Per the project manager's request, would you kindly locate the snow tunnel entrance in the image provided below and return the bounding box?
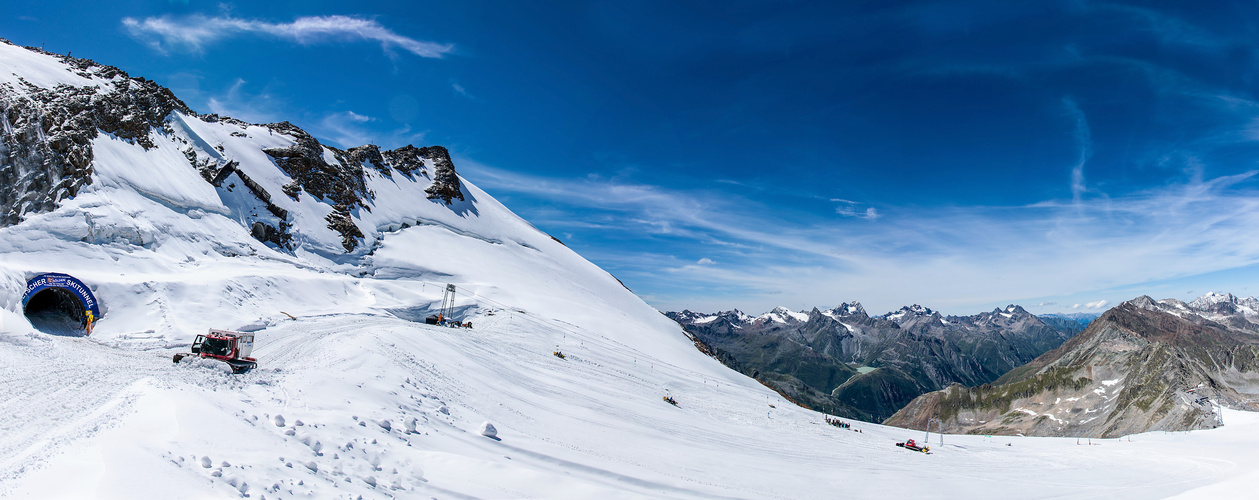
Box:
[22,273,100,336]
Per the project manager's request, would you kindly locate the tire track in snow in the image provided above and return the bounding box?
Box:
[0,336,154,484]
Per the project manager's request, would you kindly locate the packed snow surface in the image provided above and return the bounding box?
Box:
[8,305,1259,499]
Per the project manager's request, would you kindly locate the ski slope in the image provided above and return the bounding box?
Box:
[3,303,1258,499]
[0,40,1255,498]
[3,212,1258,499]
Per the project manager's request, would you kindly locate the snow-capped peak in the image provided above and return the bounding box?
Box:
[758,306,808,324]
[1187,292,1259,312]
[888,304,934,319]
[1186,292,1259,321]
[832,301,867,317]
[0,39,116,90]
[1190,292,1237,307]
[992,304,1028,319]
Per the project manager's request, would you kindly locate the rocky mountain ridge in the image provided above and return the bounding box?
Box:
[0,38,463,253]
[886,293,1259,437]
[669,302,1082,421]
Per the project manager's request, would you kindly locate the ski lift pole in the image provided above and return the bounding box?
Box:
[927,418,943,447]
[441,284,456,324]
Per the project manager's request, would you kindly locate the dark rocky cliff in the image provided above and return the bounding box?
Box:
[0,38,465,253]
[668,303,1082,422]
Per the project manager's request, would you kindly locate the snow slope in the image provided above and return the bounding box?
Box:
[5,300,1259,498]
[1,40,1257,499]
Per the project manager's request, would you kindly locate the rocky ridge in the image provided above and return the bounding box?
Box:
[669,302,1082,421]
[0,41,190,226]
[886,293,1259,437]
[0,39,463,253]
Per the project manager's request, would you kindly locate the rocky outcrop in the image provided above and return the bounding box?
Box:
[376,144,461,203]
[325,205,365,252]
[668,303,1082,422]
[258,127,465,250]
[886,294,1259,437]
[1,39,466,254]
[262,122,371,211]
[418,146,463,204]
[0,38,191,226]
[205,159,292,249]
[381,145,427,178]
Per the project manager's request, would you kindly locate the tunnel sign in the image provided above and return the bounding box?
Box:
[23,273,101,330]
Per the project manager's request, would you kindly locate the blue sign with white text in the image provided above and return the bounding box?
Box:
[23,273,101,327]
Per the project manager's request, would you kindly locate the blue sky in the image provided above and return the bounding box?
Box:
[6,1,1259,315]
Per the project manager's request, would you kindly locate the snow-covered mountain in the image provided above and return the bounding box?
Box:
[5,39,1259,498]
[888,293,1259,438]
[1039,312,1101,329]
[668,302,1082,421]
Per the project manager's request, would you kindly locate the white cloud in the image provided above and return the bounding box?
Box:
[834,200,880,221]
[197,80,422,149]
[697,258,716,265]
[344,111,373,123]
[314,111,378,148]
[1063,97,1092,204]
[460,157,1259,314]
[1073,300,1110,310]
[205,78,284,124]
[122,14,454,58]
[451,81,474,99]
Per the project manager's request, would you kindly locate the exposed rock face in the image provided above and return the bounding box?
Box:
[886,294,1259,438]
[0,40,191,226]
[380,145,427,178]
[668,303,1081,422]
[262,122,371,211]
[0,38,464,254]
[418,146,463,205]
[325,206,365,253]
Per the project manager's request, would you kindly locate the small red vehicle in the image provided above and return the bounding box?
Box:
[173,329,257,373]
[896,438,930,453]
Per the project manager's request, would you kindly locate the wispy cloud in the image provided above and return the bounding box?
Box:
[450,81,474,99]
[198,78,424,148]
[1072,300,1110,310]
[833,199,880,221]
[205,78,284,124]
[1062,97,1092,204]
[1074,3,1223,49]
[121,14,454,57]
[315,111,377,148]
[461,157,1259,315]
[310,112,428,149]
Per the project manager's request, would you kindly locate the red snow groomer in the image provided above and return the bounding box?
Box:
[173,329,257,373]
[896,438,930,453]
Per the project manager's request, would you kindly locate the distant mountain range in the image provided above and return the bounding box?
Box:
[1039,312,1100,327]
[668,303,1083,421]
[886,292,1259,437]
